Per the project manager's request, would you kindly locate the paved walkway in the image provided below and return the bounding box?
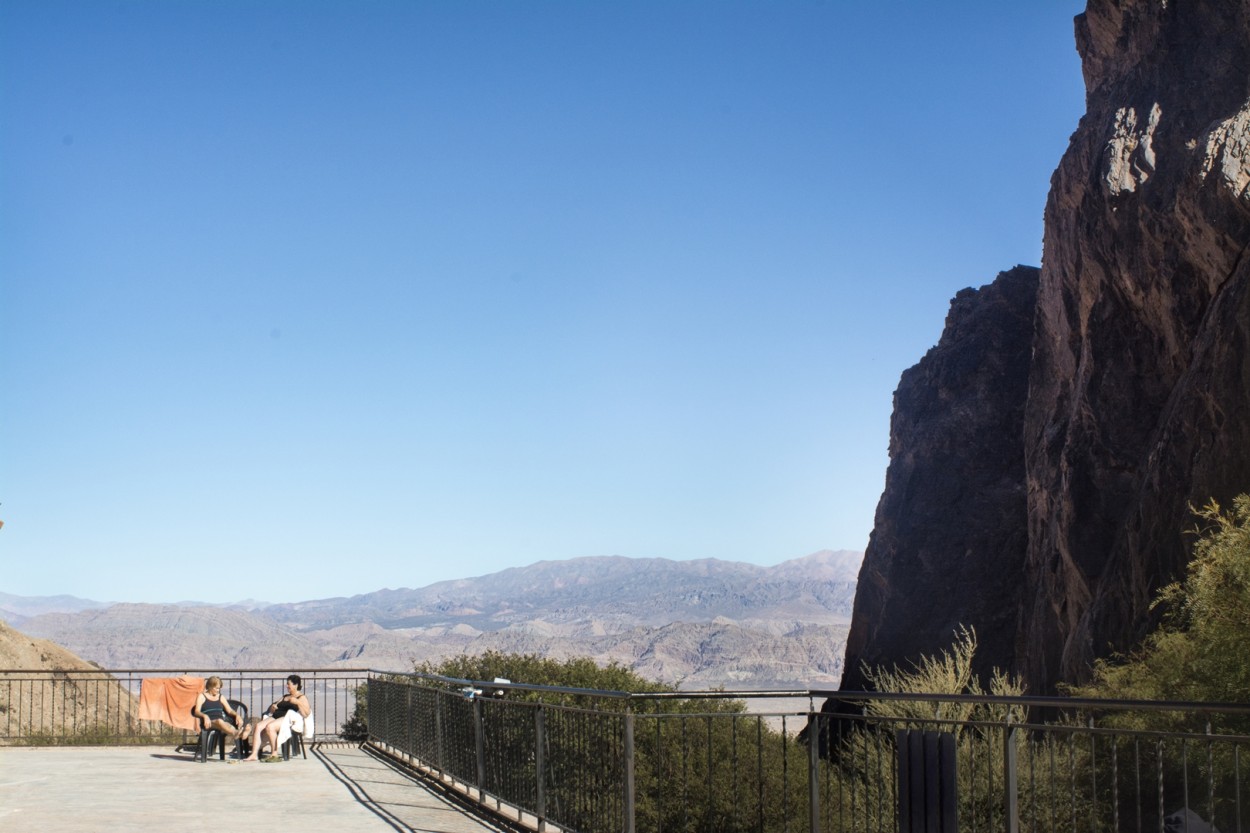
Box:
[0,744,518,833]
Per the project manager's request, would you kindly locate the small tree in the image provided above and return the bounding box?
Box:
[340,683,368,741]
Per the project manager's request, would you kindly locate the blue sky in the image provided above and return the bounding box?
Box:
[1,0,1087,604]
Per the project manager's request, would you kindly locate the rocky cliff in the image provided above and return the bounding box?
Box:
[840,266,1038,691]
[1021,0,1250,693]
[842,0,1250,695]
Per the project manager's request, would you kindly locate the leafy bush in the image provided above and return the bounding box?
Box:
[339,682,368,741]
[415,650,678,708]
[396,651,822,832]
[1062,495,1250,832]
[829,627,1031,832]
[1068,495,1250,725]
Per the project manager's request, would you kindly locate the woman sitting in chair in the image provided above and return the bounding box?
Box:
[193,676,244,739]
[243,673,310,762]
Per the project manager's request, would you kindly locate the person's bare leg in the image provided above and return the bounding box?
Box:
[263,721,280,758]
[216,719,241,757]
[244,718,272,761]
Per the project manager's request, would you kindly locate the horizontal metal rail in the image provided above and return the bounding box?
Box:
[380,672,1250,716]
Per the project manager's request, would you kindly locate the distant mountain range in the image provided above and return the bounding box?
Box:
[0,591,112,622]
[5,550,860,690]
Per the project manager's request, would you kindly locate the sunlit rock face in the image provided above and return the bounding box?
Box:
[840,0,1250,696]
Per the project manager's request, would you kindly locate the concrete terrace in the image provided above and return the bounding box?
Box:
[0,744,518,833]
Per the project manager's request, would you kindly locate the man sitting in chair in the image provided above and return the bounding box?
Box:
[243,673,310,762]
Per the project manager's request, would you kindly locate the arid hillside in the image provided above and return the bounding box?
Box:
[0,621,141,742]
[0,620,97,670]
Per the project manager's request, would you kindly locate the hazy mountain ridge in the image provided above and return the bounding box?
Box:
[261,550,861,632]
[13,551,859,689]
[19,604,329,669]
[0,592,112,626]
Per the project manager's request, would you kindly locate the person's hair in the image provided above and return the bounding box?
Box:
[206,675,222,690]
[287,674,302,691]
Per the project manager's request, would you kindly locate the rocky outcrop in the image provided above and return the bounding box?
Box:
[1020,0,1250,692]
[841,0,1250,696]
[840,267,1038,691]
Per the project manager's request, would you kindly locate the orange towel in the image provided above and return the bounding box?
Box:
[138,676,205,731]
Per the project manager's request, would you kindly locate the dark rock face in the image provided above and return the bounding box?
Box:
[840,267,1038,692]
[1020,0,1250,693]
[841,0,1250,695]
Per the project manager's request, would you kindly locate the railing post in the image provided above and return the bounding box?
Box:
[1004,715,1019,833]
[809,713,822,833]
[405,683,414,762]
[535,706,547,832]
[474,696,486,798]
[624,712,636,833]
[434,691,444,771]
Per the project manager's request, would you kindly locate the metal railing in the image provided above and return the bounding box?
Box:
[365,674,1250,833]
[0,668,369,746]
[5,667,1247,833]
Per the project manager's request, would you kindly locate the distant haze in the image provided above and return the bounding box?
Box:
[11,550,861,690]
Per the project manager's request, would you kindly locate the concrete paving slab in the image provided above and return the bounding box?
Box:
[0,744,515,833]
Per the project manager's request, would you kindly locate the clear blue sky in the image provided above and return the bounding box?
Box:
[1,0,1087,604]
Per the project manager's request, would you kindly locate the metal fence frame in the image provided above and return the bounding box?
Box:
[0,668,369,746]
[4,668,1248,833]
[365,674,1250,833]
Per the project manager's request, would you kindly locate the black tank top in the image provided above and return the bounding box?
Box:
[201,693,229,720]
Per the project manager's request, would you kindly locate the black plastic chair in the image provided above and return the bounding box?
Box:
[280,710,312,760]
[280,730,304,760]
[198,700,248,762]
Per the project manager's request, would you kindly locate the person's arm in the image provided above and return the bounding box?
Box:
[297,693,311,717]
[192,693,209,729]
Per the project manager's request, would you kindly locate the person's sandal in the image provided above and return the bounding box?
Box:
[263,755,283,763]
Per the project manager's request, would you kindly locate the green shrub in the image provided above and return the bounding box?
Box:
[340,682,368,741]
[1062,495,1250,832]
[831,627,1031,832]
[1068,495,1250,725]
[415,650,677,706]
